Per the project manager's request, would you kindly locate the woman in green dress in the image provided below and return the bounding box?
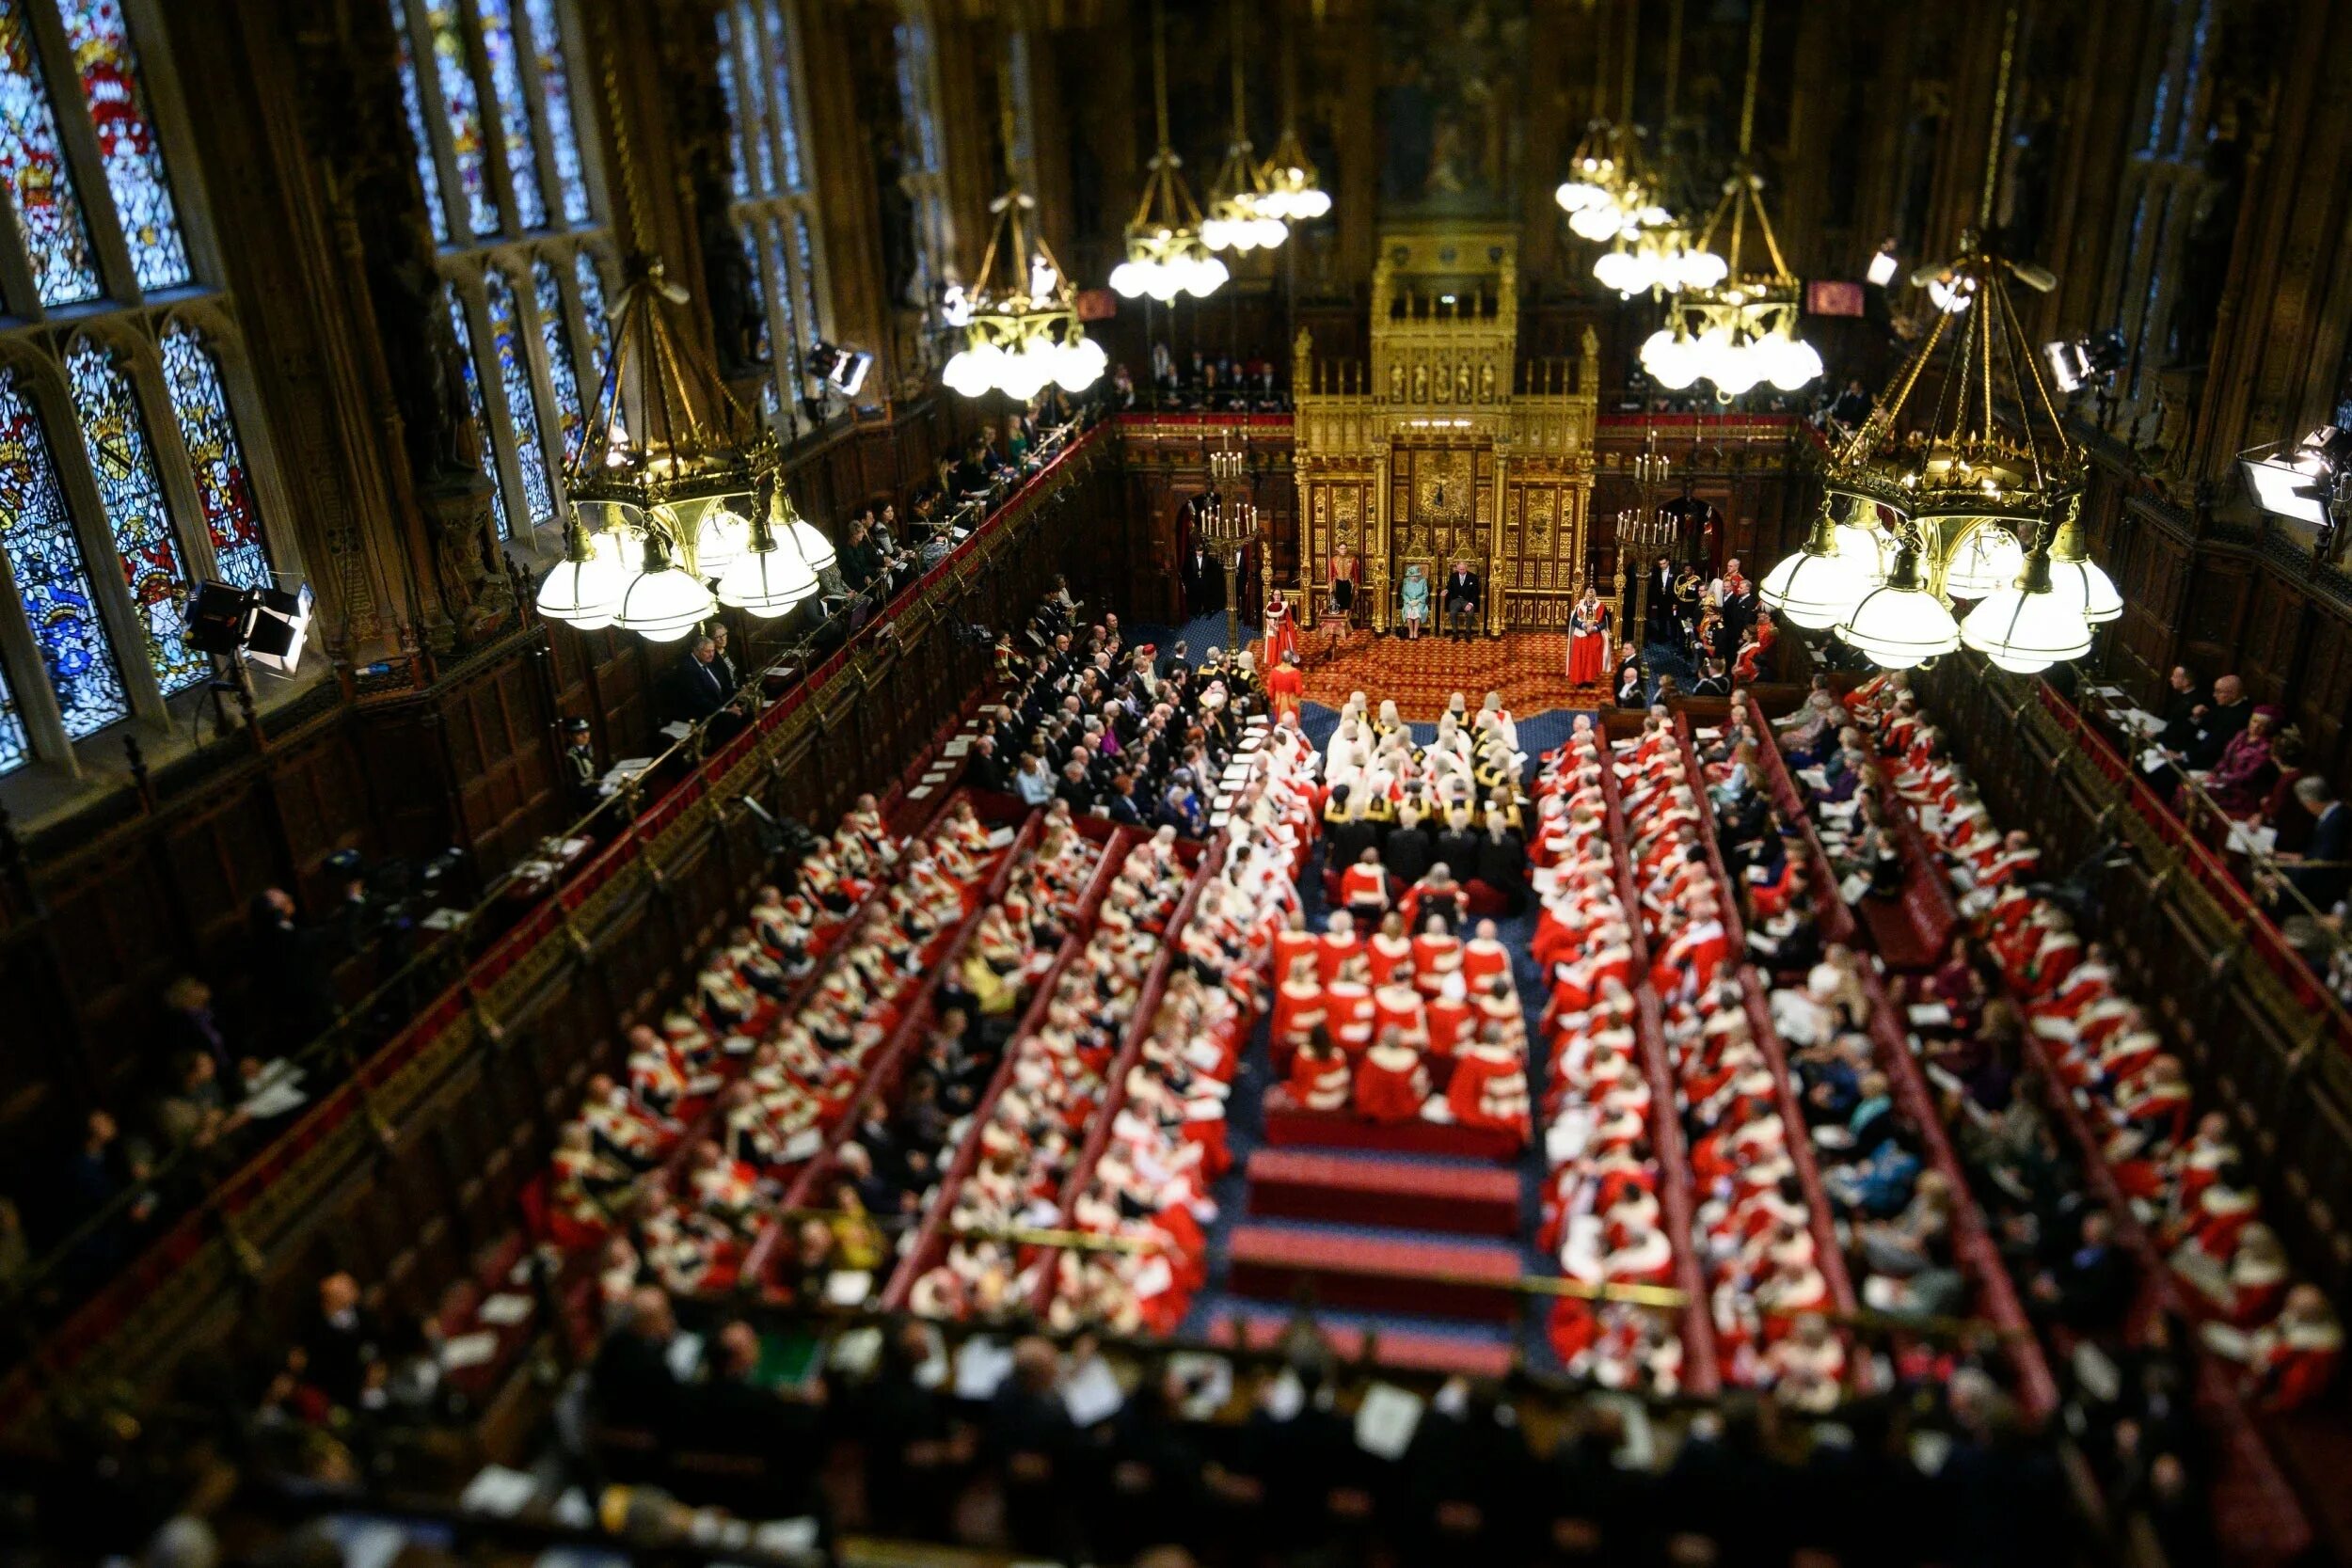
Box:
[1400,562,1432,639]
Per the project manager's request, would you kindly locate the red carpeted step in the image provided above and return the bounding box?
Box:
[1262,1098,1524,1164]
[1206,1314,1517,1378]
[1225,1222,1523,1323]
[1246,1149,1520,1236]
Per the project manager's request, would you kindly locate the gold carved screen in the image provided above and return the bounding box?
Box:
[1498,467,1591,628]
[1291,226,1598,635]
[1389,445,1490,571]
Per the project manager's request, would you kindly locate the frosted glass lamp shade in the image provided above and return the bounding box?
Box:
[1829,522,1889,590]
[1759,546,1867,630]
[1939,525,2025,599]
[537,553,625,630]
[2048,556,2122,623]
[692,504,752,578]
[613,564,716,641]
[1961,584,2094,673]
[1837,583,1961,668]
[716,540,818,618]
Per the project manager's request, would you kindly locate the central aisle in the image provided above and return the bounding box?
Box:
[1174,714,1597,1375]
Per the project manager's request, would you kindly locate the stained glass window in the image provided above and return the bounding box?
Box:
[792,210,819,340]
[159,322,272,593]
[894,19,940,173]
[0,367,125,737]
[532,257,584,463]
[713,9,752,201]
[521,0,589,225]
[0,666,27,774]
[389,0,448,244]
[445,282,511,538]
[483,266,551,527]
[473,0,546,230]
[574,246,612,399]
[58,0,189,291]
[66,338,205,694]
[0,0,103,306]
[1006,30,1035,190]
[761,0,803,190]
[739,221,769,365]
[717,4,825,426]
[767,215,798,388]
[723,6,774,198]
[421,1,496,237]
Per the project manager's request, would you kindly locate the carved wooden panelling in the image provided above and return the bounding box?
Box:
[2239,572,2308,706]
[445,658,557,875]
[2296,609,2352,781]
[2180,558,2250,673]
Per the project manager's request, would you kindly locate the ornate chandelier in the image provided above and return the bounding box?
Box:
[1200,0,1287,254]
[539,259,823,638]
[942,185,1104,401]
[1557,120,1683,247]
[1108,1,1229,302]
[1254,124,1330,222]
[1596,218,1725,299]
[1555,118,1636,234]
[539,17,818,641]
[1556,2,1709,295]
[1637,0,1820,394]
[1757,15,2106,673]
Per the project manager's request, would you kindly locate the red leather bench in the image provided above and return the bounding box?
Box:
[1245,1148,1521,1235]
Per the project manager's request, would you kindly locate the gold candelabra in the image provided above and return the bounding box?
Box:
[1201,444,1258,653]
[1620,436,1676,638]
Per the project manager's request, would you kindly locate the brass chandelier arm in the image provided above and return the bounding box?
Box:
[1839,306,1952,468]
[1152,0,1171,154]
[1747,180,1792,281]
[1736,0,1764,160]
[1994,262,2072,485]
[591,0,652,265]
[1125,0,1206,237]
[1591,0,1613,119]
[1619,0,1641,142]
[1979,5,2021,232]
[1661,0,1683,128]
[1685,0,1789,287]
[1229,0,1248,143]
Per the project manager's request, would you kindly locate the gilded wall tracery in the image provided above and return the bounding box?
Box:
[1292,227,1598,633]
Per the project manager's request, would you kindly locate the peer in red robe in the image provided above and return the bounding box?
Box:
[2245,1286,2343,1413]
[1263,595,1299,669]
[1288,1028,1352,1112]
[1443,1036,1531,1140]
[1568,590,1613,688]
[1266,647,1306,722]
[1355,1032,1432,1123]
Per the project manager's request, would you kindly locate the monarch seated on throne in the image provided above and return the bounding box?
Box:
[1399,562,1433,640]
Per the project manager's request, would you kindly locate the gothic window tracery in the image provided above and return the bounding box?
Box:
[0,0,292,777]
[392,0,605,542]
[715,0,829,436]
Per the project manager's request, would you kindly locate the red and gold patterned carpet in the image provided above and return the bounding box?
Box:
[1260,626,1608,720]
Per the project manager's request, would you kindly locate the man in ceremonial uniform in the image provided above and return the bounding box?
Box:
[1443,560,1483,640]
[564,717,601,813]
